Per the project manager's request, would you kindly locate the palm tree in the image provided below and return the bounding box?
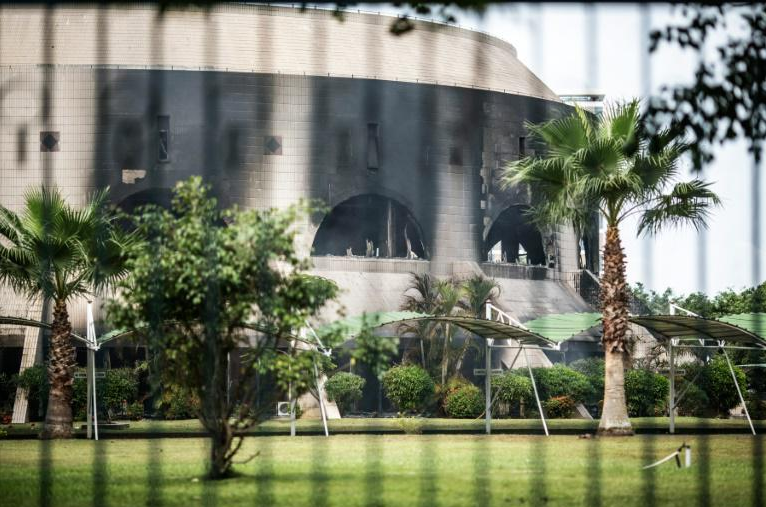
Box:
[0,187,132,438]
[503,100,720,435]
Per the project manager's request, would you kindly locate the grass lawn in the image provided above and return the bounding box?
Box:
[4,416,764,437]
[0,434,763,506]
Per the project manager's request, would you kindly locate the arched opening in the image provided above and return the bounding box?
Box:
[312,194,427,259]
[484,206,547,265]
[117,187,174,215]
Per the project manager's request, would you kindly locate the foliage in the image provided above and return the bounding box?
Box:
[399,273,498,386]
[503,100,720,434]
[676,382,709,418]
[381,365,435,414]
[624,369,669,417]
[695,356,748,416]
[325,372,366,414]
[543,396,576,419]
[527,365,594,405]
[125,401,144,421]
[631,281,766,319]
[0,186,135,437]
[0,372,16,414]
[19,365,142,421]
[16,364,49,420]
[443,383,483,418]
[569,358,604,405]
[157,384,200,420]
[491,371,533,409]
[107,177,339,478]
[646,4,766,168]
[351,314,399,379]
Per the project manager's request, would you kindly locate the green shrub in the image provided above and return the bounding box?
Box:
[527,365,594,404]
[158,384,200,420]
[325,372,366,414]
[543,396,575,418]
[382,365,434,414]
[491,372,533,416]
[569,358,604,404]
[16,364,48,420]
[125,401,145,420]
[698,356,748,415]
[676,382,709,417]
[624,369,669,417]
[444,384,484,418]
[17,365,142,421]
[0,372,17,415]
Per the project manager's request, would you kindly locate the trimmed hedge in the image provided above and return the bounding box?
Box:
[325,372,366,414]
[543,396,575,418]
[569,358,604,405]
[444,384,484,418]
[382,365,434,414]
[528,365,594,404]
[624,369,669,417]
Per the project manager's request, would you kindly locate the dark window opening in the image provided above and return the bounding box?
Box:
[39,131,59,152]
[264,135,282,155]
[312,194,427,259]
[366,123,380,171]
[158,115,170,162]
[449,145,463,166]
[484,206,546,265]
[519,136,526,159]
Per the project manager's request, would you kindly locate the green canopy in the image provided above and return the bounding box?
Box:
[629,314,766,348]
[316,311,428,340]
[522,312,602,343]
[718,313,766,337]
[317,311,556,348]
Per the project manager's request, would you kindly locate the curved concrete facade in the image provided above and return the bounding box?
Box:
[0,4,597,420]
[0,4,587,317]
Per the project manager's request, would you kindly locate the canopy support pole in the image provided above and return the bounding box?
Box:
[91,350,98,441]
[485,338,492,435]
[86,348,93,439]
[721,347,756,435]
[523,346,548,437]
[669,340,675,434]
[314,361,329,437]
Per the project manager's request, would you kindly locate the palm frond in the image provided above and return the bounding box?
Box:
[637,179,722,235]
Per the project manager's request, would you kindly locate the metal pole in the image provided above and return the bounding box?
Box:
[669,340,675,434]
[86,349,93,439]
[485,301,493,435]
[92,349,98,441]
[485,339,492,435]
[314,361,329,437]
[524,347,549,437]
[289,381,296,437]
[721,348,756,435]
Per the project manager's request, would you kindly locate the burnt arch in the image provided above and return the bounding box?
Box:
[116,187,174,214]
[484,206,546,265]
[312,194,427,259]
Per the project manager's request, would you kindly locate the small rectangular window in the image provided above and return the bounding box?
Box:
[367,123,379,171]
[519,136,526,159]
[158,115,170,162]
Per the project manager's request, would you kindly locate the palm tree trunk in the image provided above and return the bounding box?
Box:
[597,225,633,436]
[43,299,75,439]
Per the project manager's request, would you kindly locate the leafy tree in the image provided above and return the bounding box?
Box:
[108,177,339,479]
[0,187,133,438]
[646,4,766,169]
[504,101,721,435]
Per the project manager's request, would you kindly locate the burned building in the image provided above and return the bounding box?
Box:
[0,4,598,420]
